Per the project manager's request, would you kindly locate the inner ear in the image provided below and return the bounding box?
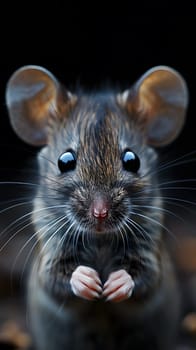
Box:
[120,66,189,146]
[6,66,73,146]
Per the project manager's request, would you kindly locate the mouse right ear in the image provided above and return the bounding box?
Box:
[118,66,188,147]
[6,66,75,146]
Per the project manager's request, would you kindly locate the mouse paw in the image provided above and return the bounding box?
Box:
[103,269,134,302]
[70,265,102,301]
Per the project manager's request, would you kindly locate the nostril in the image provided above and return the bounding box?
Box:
[93,207,108,218]
[92,197,109,219]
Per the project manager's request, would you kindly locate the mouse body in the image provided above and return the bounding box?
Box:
[6,65,188,349]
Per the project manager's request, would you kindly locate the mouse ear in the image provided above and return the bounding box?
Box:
[119,66,189,146]
[6,66,74,146]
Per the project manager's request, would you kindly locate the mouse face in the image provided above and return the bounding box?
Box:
[36,94,158,244]
[6,65,188,296]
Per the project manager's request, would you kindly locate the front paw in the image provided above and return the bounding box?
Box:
[103,269,134,302]
[70,265,102,301]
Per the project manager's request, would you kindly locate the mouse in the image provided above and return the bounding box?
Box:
[5,65,188,350]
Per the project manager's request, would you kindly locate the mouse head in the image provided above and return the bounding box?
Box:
[6,65,188,148]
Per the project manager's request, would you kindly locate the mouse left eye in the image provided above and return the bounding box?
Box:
[122,149,140,173]
[58,150,76,172]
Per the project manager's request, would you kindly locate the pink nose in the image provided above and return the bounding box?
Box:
[92,197,109,219]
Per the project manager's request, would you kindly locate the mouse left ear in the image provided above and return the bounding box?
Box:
[6,66,75,146]
[119,66,189,146]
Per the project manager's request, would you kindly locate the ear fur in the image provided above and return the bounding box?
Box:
[6,66,74,146]
[119,66,189,146]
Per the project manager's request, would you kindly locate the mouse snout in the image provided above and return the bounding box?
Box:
[91,195,109,220]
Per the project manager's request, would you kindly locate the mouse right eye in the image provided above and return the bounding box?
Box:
[58,150,77,173]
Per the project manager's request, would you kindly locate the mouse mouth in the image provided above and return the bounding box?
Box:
[94,219,109,233]
[92,219,117,234]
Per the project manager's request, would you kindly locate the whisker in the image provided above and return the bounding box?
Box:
[16,215,67,286]
[39,154,57,168]
[81,226,89,252]
[117,225,126,258]
[126,217,156,246]
[134,195,196,208]
[0,201,33,215]
[143,149,196,178]
[135,182,196,199]
[122,220,139,244]
[40,218,73,259]
[0,176,72,196]
[73,228,81,263]
[132,204,185,223]
[0,192,70,209]
[0,181,39,187]
[131,210,175,240]
[0,210,58,253]
[54,221,74,257]
[84,222,92,251]
[0,204,68,241]
[30,218,72,285]
[48,220,78,273]
[156,178,196,187]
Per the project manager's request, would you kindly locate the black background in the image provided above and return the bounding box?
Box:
[0,5,195,169]
[0,5,195,210]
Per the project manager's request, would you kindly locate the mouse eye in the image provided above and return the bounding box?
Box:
[58,150,76,173]
[122,149,140,173]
